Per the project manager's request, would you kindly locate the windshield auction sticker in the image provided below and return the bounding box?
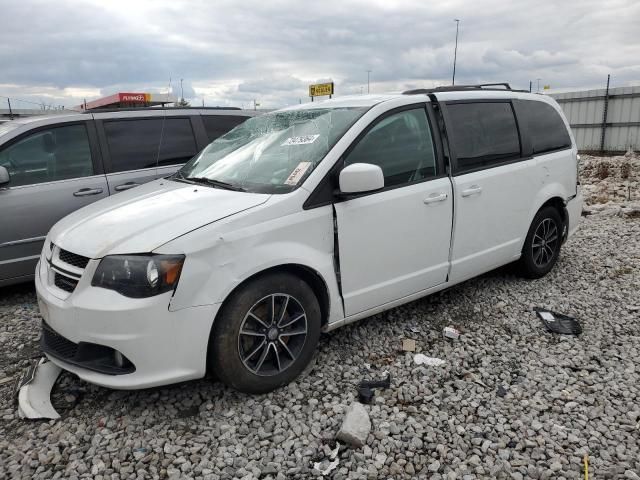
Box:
[281,134,320,146]
[284,162,312,185]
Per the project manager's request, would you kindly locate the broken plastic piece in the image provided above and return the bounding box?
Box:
[313,457,339,476]
[18,358,62,420]
[313,443,340,476]
[414,354,445,367]
[534,307,582,335]
[443,326,461,340]
[357,374,391,404]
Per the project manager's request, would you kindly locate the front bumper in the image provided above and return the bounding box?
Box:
[35,257,218,389]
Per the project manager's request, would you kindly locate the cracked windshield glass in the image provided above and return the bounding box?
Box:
[178,107,368,193]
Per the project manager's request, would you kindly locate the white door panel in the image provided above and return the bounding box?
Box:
[336,177,453,316]
[450,159,537,282]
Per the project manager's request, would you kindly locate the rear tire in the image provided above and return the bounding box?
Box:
[209,272,321,394]
[518,206,563,279]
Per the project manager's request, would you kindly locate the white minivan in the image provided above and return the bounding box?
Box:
[35,84,582,393]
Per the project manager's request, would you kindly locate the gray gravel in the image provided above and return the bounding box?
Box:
[1,185,640,479]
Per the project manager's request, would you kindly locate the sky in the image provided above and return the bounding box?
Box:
[1,0,639,110]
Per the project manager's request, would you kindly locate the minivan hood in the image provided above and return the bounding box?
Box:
[49,179,270,258]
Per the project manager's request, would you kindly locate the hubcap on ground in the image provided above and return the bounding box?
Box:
[532,217,559,268]
[237,293,308,376]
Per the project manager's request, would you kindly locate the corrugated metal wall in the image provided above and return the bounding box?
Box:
[549,86,640,152]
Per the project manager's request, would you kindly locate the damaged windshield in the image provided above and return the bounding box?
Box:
[177,107,368,193]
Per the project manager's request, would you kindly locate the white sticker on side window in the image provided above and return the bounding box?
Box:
[281,134,320,146]
[284,162,312,185]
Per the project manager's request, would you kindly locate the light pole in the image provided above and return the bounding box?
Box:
[180,78,184,102]
[366,70,371,93]
[452,19,460,85]
[536,78,541,93]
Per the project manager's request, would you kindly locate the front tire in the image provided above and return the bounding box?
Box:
[209,272,321,393]
[519,206,563,279]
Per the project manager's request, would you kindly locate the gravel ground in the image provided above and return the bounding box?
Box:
[1,197,640,479]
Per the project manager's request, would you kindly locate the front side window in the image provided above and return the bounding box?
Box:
[521,100,572,154]
[104,118,198,172]
[344,108,437,187]
[0,124,93,187]
[178,107,368,194]
[447,102,521,173]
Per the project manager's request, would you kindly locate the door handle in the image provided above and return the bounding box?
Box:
[73,187,103,197]
[114,182,140,192]
[423,192,448,204]
[461,185,482,197]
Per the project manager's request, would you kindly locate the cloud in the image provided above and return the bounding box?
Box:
[1,0,639,109]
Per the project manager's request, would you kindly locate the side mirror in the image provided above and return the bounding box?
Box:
[339,163,384,194]
[0,166,9,186]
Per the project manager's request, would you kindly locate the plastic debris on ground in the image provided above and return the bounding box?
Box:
[313,443,340,476]
[443,326,461,340]
[402,338,416,352]
[413,354,446,367]
[534,307,582,335]
[17,358,62,420]
[357,373,391,404]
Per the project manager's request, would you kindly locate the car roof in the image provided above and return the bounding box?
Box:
[277,88,555,113]
[0,108,260,143]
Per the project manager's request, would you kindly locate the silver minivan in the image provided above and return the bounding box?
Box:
[0,108,257,286]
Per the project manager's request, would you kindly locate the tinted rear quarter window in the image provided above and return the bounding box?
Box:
[447,102,521,173]
[202,115,249,142]
[104,118,198,172]
[520,100,571,154]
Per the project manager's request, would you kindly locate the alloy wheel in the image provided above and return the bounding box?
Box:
[237,294,308,376]
[531,217,559,268]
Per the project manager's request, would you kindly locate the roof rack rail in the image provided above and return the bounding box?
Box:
[403,83,530,95]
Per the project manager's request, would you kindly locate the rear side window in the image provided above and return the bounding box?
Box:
[202,115,249,142]
[447,102,521,173]
[520,100,571,154]
[104,118,198,172]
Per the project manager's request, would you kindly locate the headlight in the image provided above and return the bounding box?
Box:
[92,254,185,298]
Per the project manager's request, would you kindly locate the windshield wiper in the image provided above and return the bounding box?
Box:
[184,176,246,192]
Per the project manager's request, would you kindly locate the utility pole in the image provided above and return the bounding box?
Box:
[180,78,184,102]
[536,78,541,93]
[7,98,13,120]
[366,70,371,93]
[529,80,532,93]
[452,19,460,85]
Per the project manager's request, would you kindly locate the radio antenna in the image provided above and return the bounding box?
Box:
[154,76,171,179]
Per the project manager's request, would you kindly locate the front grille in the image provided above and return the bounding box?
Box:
[58,248,90,269]
[54,272,78,293]
[41,321,78,360]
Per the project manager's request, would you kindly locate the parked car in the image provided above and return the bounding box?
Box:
[0,107,257,286]
[35,84,582,393]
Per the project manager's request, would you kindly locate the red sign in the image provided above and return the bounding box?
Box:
[118,93,149,103]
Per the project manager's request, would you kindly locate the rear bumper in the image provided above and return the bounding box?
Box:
[35,258,219,389]
[565,188,583,240]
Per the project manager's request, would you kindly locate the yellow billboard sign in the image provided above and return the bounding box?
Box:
[309,82,334,97]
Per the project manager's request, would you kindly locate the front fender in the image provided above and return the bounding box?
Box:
[160,205,343,324]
